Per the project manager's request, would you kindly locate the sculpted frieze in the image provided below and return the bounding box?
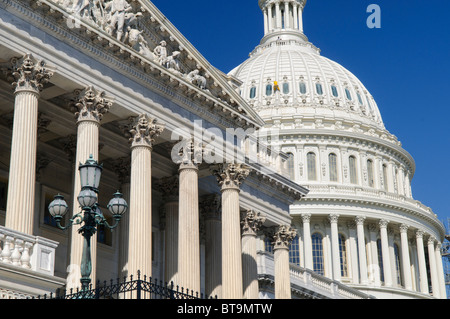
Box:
[51,0,208,90]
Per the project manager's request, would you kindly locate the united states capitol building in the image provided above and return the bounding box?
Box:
[0,0,446,300]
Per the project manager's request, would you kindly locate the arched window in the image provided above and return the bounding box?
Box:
[287,152,295,181]
[377,239,384,283]
[367,159,374,187]
[299,82,307,94]
[289,235,300,266]
[339,234,348,277]
[249,86,256,99]
[382,164,388,190]
[307,152,317,181]
[316,83,323,95]
[394,243,403,286]
[328,153,338,182]
[266,84,273,96]
[345,88,352,100]
[331,85,338,97]
[349,156,358,184]
[312,233,324,275]
[282,82,290,94]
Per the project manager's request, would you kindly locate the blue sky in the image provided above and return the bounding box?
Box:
[151,0,450,227]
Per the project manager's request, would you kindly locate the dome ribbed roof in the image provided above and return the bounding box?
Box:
[229,40,384,129]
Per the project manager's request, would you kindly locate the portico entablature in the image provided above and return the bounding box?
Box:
[290,195,445,241]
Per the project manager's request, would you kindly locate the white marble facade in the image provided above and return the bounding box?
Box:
[0,0,446,300]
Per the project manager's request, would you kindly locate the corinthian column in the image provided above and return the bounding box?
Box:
[177,138,202,293]
[155,176,179,285]
[399,224,413,290]
[427,236,440,298]
[272,224,297,299]
[201,194,222,298]
[127,114,164,281]
[415,230,429,293]
[329,214,340,281]
[241,209,266,299]
[211,163,250,299]
[67,86,112,291]
[379,219,393,287]
[355,216,368,284]
[5,54,53,235]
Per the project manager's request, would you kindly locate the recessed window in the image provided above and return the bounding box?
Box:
[249,87,256,99]
[289,236,300,266]
[339,234,348,277]
[382,164,388,190]
[282,82,290,94]
[357,92,363,105]
[299,82,307,94]
[349,156,358,184]
[329,153,338,182]
[307,152,317,181]
[266,84,273,96]
[287,152,295,180]
[331,85,338,97]
[316,83,323,95]
[312,233,324,276]
[367,159,374,187]
[345,88,352,100]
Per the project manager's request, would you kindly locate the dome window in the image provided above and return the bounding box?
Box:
[249,86,256,99]
[357,93,363,105]
[316,83,323,95]
[282,82,290,94]
[331,85,339,97]
[307,152,317,181]
[345,88,352,100]
[299,82,307,94]
[265,84,273,96]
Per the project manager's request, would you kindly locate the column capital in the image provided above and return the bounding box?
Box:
[328,214,339,224]
[427,236,436,245]
[71,86,113,123]
[416,229,425,239]
[211,163,250,191]
[113,156,131,185]
[10,54,53,94]
[241,209,266,236]
[272,225,297,250]
[175,137,202,169]
[301,213,311,223]
[129,113,164,149]
[200,193,221,221]
[154,175,179,201]
[379,219,389,229]
[355,215,366,225]
[399,223,409,234]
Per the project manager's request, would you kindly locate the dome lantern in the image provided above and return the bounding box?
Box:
[259,0,308,45]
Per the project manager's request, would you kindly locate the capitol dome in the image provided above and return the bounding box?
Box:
[230,0,446,299]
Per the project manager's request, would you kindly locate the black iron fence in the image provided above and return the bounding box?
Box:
[33,271,217,300]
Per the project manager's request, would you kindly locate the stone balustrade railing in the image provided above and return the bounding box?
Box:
[257,250,372,299]
[0,226,58,276]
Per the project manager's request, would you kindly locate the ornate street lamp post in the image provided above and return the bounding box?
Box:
[48,155,128,291]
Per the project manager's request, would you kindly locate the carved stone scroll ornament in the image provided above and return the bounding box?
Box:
[10,54,53,94]
[70,86,113,123]
[272,225,297,250]
[129,113,164,149]
[241,210,266,236]
[211,163,250,190]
